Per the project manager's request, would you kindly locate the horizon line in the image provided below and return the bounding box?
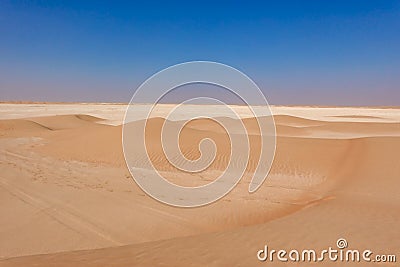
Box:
[1,101,399,109]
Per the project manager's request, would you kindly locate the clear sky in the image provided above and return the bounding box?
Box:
[1,0,399,105]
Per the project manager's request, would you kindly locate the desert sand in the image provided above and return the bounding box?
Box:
[0,103,399,266]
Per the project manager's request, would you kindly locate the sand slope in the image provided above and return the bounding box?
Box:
[0,105,399,266]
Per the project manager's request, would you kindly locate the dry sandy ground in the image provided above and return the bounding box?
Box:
[0,104,399,266]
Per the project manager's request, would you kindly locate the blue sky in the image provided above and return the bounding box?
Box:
[1,0,399,105]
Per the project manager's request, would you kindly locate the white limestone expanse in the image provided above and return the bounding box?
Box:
[0,103,399,125]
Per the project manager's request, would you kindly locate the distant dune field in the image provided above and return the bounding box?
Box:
[0,104,399,266]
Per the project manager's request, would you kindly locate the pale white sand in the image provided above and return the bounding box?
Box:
[1,103,399,125]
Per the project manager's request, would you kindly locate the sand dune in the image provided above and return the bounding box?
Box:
[0,104,399,266]
[29,114,104,130]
